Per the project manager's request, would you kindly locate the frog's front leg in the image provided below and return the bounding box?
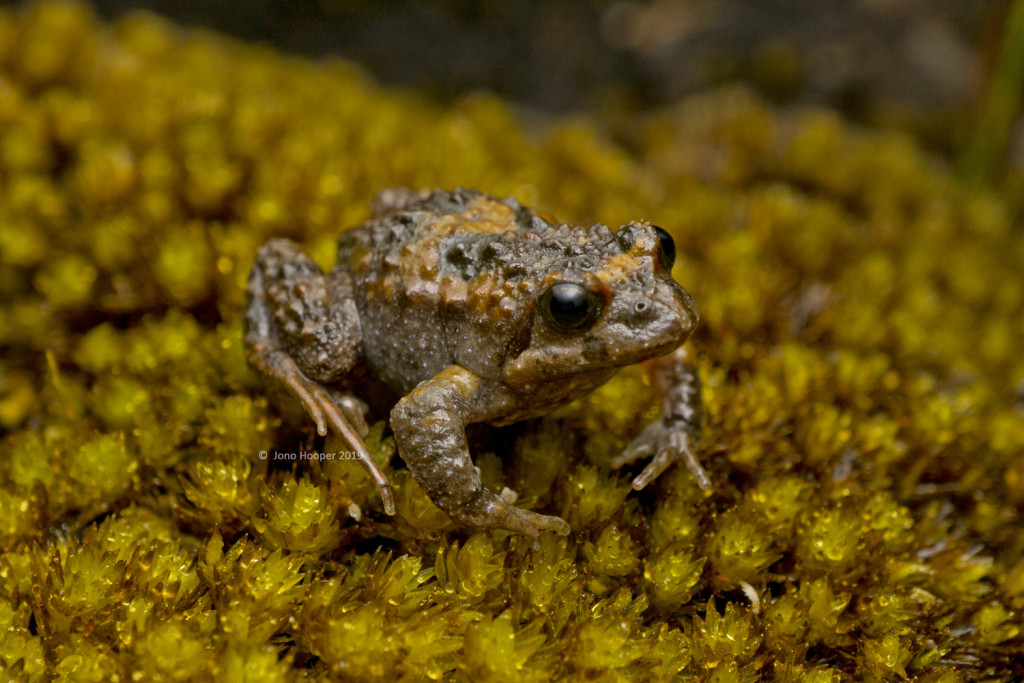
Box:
[391,366,571,537]
[245,238,394,514]
[612,341,710,490]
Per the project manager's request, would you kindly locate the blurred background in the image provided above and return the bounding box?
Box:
[1,0,1021,179]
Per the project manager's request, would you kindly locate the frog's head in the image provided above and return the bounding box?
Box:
[503,221,698,386]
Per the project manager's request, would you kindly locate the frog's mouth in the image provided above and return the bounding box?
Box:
[503,284,698,386]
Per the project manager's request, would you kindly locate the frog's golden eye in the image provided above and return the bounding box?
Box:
[651,225,676,270]
[542,282,603,330]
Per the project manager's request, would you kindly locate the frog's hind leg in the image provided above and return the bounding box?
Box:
[245,238,395,515]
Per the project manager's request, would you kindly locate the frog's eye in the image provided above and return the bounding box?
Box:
[651,225,676,270]
[543,283,602,330]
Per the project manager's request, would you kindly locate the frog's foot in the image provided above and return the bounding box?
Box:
[250,342,395,515]
[455,490,570,539]
[288,374,395,515]
[612,419,710,491]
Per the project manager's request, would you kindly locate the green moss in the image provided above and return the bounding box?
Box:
[1,0,1023,679]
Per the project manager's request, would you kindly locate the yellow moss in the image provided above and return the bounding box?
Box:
[180,455,259,533]
[252,475,346,555]
[462,611,552,682]
[133,620,211,681]
[434,533,507,601]
[572,589,653,671]
[583,524,640,578]
[154,221,214,306]
[52,635,125,682]
[689,599,763,673]
[198,394,278,459]
[707,509,779,586]
[514,533,584,633]
[644,543,705,611]
[67,432,137,501]
[1,1,1023,678]
[859,632,911,680]
[0,629,47,681]
[562,465,632,529]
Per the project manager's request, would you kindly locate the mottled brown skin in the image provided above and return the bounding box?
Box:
[245,188,707,537]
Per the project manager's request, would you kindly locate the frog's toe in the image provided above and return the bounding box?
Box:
[528,511,571,536]
[612,421,659,468]
[510,511,571,544]
[520,512,571,550]
[631,448,675,490]
[616,420,711,491]
[281,370,329,436]
[498,505,570,538]
[462,495,570,538]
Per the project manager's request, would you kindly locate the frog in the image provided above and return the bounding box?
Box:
[244,187,709,538]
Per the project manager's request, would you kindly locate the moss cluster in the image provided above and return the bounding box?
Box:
[1,1,1023,680]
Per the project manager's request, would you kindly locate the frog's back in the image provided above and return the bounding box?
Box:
[338,188,542,393]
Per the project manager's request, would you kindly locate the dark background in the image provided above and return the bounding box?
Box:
[2,0,1014,153]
